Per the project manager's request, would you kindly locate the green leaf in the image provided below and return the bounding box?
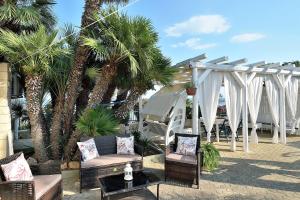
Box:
[76,106,119,137]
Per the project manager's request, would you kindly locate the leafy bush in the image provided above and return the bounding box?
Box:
[184,82,195,88]
[76,106,119,136]
[201,143,220,171]
[131,130,151,150]
[140,137,151,150]
[131,130,142,142]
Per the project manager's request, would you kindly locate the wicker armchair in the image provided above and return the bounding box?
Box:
[0,152,62,200]
[165,133,201,188]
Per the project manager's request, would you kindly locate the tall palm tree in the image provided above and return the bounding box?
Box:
[63,0,128,139]
[63,9,158,161]
[115,49,177,120]
[0,26,68,162]
[45,25,76,160]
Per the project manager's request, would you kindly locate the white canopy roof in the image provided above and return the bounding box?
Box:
[141,87,185,120]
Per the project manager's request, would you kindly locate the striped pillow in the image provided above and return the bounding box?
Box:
[1,153,33,181]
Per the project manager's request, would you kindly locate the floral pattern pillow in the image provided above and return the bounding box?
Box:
[77,139,99,162]
[176,136,197,156]
[116,136,135,155]
[1,153,33,181]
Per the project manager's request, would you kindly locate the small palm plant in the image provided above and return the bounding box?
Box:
[201,143,220,171]
[76,106,119,137]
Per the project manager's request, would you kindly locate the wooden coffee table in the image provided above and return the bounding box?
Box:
[99,171,162,200]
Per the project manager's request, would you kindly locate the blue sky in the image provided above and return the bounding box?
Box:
[54,0,300,65]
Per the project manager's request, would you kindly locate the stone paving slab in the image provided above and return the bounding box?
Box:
[63,135,300,200]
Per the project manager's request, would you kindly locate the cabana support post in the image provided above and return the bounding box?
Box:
[242,72,249,152]
[192,65,199,135]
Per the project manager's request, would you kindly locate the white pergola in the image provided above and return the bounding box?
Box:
[178,53,299,152]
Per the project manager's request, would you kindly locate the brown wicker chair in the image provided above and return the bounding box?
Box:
[80,134,144,192]
[0,152,62,200]
[165,133,202,188]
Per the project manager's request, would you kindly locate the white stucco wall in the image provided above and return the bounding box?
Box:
[0,63,13,158]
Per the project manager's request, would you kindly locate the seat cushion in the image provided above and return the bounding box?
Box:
[166,153,197,165]
[34,174,61,200]
[81,154,142,168]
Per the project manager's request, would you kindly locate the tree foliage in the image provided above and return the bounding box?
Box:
[0,0,56,32]
[0,26,68,75]
[76,105,119,136]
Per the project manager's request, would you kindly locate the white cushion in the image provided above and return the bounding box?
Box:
[116,136,135,155]
[1,153,33,181]
[81,154,142,168]
[176,136,197,156]
[166,153,197,165]
[77,138,99,161]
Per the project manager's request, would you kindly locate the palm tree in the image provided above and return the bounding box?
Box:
[0,0,56,32]
[45,25,76,160]
[115,49,177,120]
[63,9,158,161]
[0,26,68,162]
[63,0,128,139]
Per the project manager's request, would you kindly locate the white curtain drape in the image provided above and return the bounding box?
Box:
[286,78,298,133]
[265,76,280,143]
[224,73,242,151]
[248,76,263,144]
[198,72,223,142]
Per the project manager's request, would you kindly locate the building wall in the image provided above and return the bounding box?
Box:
[0,63,13,158]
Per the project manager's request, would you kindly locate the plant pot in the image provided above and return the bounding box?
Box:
[186,87,196,96]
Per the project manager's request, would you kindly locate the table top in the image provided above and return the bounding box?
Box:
[99,171,162,197]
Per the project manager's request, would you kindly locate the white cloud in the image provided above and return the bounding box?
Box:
[165,15,230,37]
[231,33,266,43]
[172,38,217,50]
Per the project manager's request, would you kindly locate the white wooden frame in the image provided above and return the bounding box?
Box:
[190,54,297,152]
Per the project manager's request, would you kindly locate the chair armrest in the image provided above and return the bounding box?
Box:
[30,161,61,175]
[0,180,35,200]
[134,143,144,157]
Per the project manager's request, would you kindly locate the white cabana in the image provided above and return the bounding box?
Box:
[139,53,299,153]
[188,54,299,152]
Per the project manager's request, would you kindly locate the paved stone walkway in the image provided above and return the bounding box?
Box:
[63,135,300,200]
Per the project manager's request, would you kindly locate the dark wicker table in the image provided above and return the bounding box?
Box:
[99,171,161,200]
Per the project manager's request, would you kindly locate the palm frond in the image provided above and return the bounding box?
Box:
[76,106,119,136]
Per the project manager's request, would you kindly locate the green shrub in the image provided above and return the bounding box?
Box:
[76,106,119,136]
[131,130,142,142]
[201,143,220,171]
[184,82,195,88]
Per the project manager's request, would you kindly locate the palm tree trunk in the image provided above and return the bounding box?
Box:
[50,92,64,160]
[75,76,91,118]
[64,64,117,161]
[102,82,116,104]
[87,65,117,108]
[114,88,143,121]
[63,0,102,139]
[25,75,49,163]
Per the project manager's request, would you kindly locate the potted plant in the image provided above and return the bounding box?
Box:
[201,143,220,171]
[184,82,196,96]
